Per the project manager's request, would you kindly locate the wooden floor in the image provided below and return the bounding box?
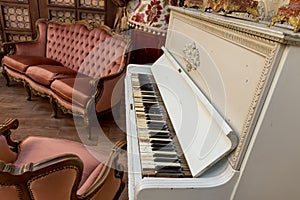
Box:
[0,74,129,200]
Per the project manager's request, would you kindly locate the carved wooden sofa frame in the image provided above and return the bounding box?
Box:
[1,19,131,138]
[0,118,126,200]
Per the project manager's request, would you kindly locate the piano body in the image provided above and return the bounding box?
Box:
[125,6,300,200]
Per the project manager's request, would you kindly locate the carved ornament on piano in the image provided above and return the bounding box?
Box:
[183,42,200,72]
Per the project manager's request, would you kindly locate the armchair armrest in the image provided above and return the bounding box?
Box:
[78,141,126,199]
[0,118,20,151]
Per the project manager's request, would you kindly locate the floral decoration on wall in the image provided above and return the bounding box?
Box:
[127,0,176,35]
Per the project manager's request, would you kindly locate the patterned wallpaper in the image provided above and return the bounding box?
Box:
[49,10,76,23]
[80,0,105,8]
[2,5,30,29]
[0,0,110,44]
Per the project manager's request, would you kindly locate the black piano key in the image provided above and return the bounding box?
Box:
[143,104,161,109]
[147,124,168,130]
[151,142,174,150]
[142,104,160,111]
[143,106,161,111]
[138,74,152,81]
[142,96,157,101]
[155,165,182,171]
[146,115,164,120]
[154,157,180,163]
[141,91,156,95]
[152,146,175,151]
[146,122,166,127]
[155,171,185,177]
[149,133,171,139]
[140,83,154,91]
[146,121,166,125]
[151,143,173,148]
[150,139,172,144]
[145,109,162,115]
[146,123,168,130]
[155,169,185,177]
[153,153,178,158]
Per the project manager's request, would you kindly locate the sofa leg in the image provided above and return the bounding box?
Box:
[24,83,32,101]
[1,69,10,87]
[86,124,92,140]
[85,112,98,140]
[50,97,58,118]
[84,115,92,140]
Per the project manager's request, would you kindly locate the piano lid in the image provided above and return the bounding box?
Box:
[151,47,237,177]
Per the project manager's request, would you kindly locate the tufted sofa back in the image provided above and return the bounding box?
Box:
[46,22,129,78]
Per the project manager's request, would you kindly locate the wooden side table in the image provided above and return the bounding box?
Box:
[0,51,4,73]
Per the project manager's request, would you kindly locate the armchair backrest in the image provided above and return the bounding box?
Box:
[0,154,83,200]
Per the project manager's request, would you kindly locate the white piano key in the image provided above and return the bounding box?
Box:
[141,161,182,170]
[140,151,178,156]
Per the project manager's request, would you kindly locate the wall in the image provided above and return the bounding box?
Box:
[0,0,116,50]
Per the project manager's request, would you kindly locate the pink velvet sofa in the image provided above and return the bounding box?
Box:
[1,19,131,137]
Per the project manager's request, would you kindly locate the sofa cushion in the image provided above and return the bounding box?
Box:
[2,55,62,73]
[50,77,95,107]
[13,136,108,188]
[26,65,77,86]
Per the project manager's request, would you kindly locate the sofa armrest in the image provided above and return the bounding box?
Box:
[2,18,48,57]
[3,40,46,57]
[88,67,125,113]
[2,42,16,55]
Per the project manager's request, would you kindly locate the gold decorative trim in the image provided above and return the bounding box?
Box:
[201,23,279,168]
[183,42,201,72]
[5,73,25,85]
[170,6,300,46]
[200,18,275,56]
[172,9,276,57]
[228,44,282,169]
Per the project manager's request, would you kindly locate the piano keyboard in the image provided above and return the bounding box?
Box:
[131,73,192,178]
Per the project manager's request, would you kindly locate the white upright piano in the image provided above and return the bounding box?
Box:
[125,6,300,200]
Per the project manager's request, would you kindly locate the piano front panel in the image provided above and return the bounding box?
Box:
[166,7,283,169]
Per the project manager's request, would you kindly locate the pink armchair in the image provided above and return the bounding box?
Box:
[0,118,126,200]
